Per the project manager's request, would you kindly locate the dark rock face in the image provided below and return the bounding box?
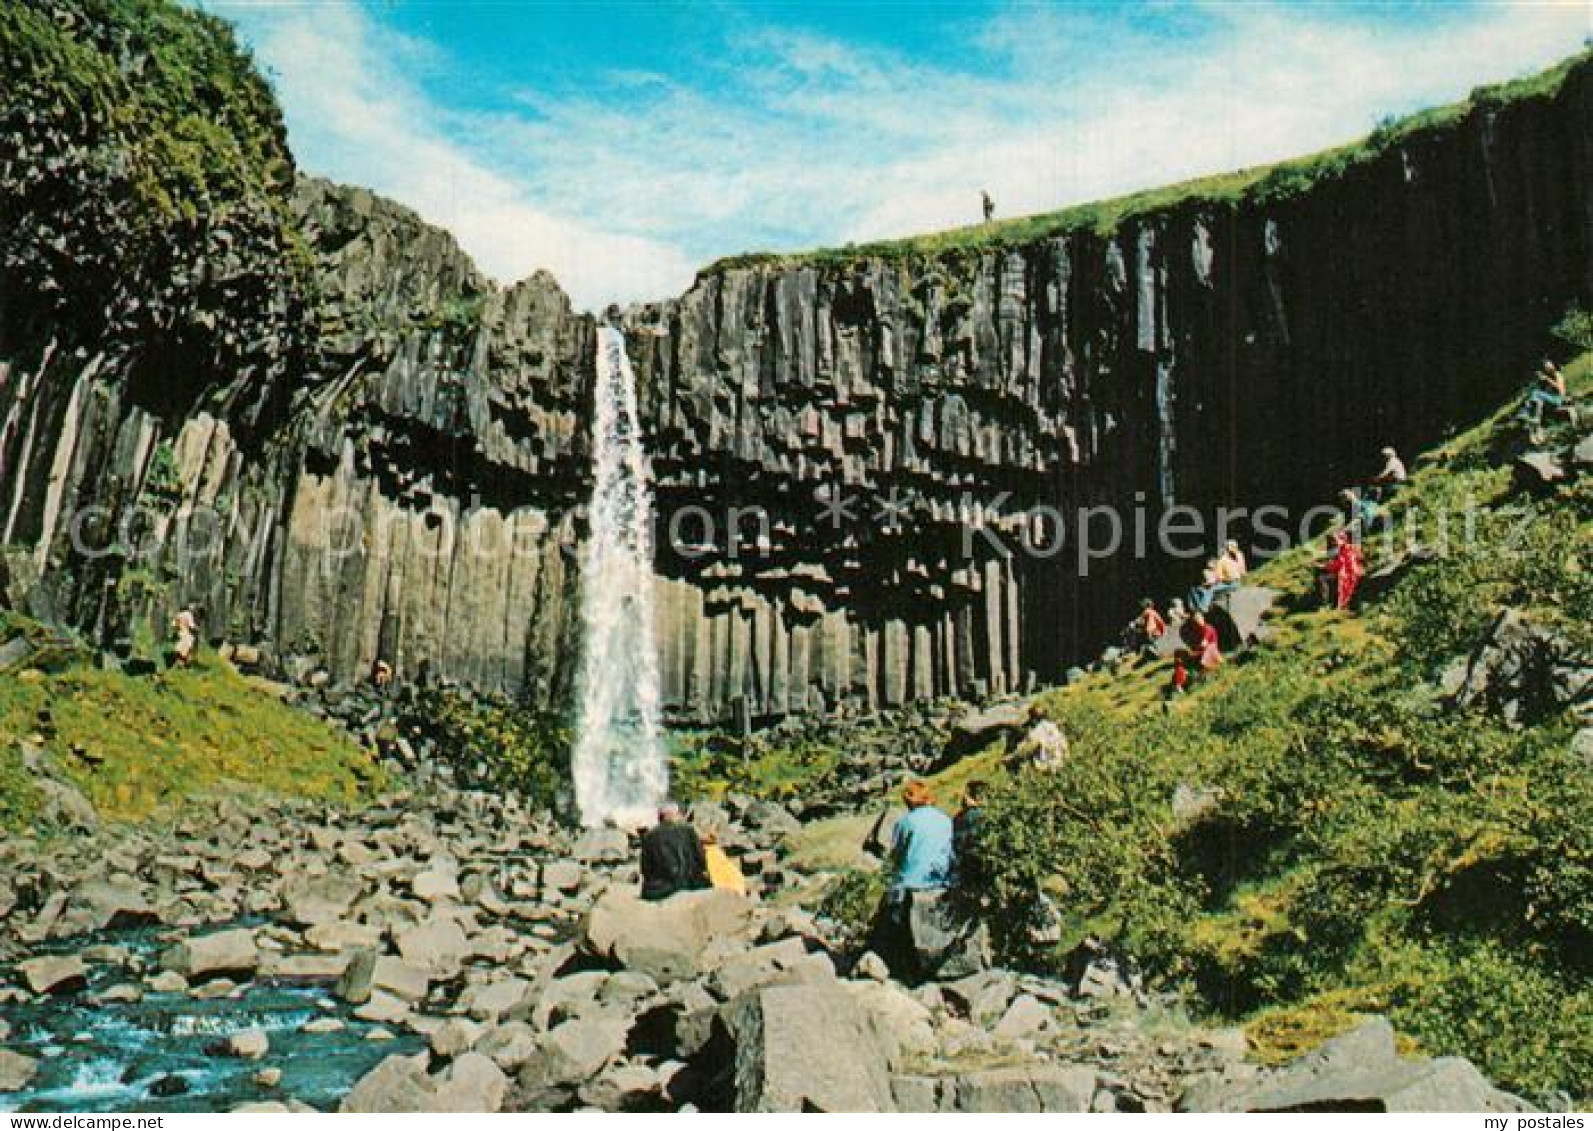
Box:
[623,61,1593,720]
[2,2,1591,723]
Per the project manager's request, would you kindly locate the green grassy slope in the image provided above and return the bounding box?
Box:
[706,49,1591,274]
[957,353,1592,1099]
[0,618,380,826]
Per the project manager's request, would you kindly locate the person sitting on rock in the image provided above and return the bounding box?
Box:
[701,831,746,896]
[952,780,987,885]
[870,781,956,978]
[1187,559,1222,613]
[639,801,710,901]
[1121,598,1167,656]
[889,781,954,899]
[1169,610,1221,696]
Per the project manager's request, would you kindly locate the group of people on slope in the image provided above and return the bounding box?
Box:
[1121,540,1249,696]
[1118,442,1412,696]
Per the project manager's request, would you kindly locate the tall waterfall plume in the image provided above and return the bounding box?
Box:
[572,326,667,827]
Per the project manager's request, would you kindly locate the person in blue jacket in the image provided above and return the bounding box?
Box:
[867,780,955,978]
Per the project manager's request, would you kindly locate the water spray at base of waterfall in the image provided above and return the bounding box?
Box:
[571,326,668,828]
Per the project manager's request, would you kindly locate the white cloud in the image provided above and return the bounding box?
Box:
[218,2,695,309]
[214,0,1589,310]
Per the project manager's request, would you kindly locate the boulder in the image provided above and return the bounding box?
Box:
[372,957,430,1003]
[0,1049,37,1092]
[224,1029,270,1059]
[1514,451,1566,490]
[581,889,756,985]
[434,1052,509,1112]
[949,700,1030,753]
[906,890,990,980]
[946,1064,1097,1112]
[1221,1019,1530,1113]
[58,880,156,935]
[281,873,365,928]
[160,928,259,980]
[18,954,88,995]
[518,1017,629,1090]
[1443,609,1592,724]
[478,1021,538,1071]
[728,981,895,1112]
[397,917,470,978]
[1208,587,1277,651]
[540,861,584,894]
[342,1055,432,1112]
[335,948,377,1005]
[574,829,630,863]
[579,1063,663,1111]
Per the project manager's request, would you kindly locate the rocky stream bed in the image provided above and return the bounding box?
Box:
[0,765,1539,1113]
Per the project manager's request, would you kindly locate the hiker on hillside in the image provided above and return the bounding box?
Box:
[981,190,995,222]
[371,659,394,691]
[1170,610,1221,695]
[1220,540,1248,581]
[1187,559,1222,613]
[639,802,710,901]
[1321,530,1366,611]
[1122,598,1167,656]
[1166,597,1189,631]
[1370,446,1407,499]
[1517,360,1568,429]
[172,607,199,668]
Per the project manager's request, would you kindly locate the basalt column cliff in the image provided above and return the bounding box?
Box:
[1,3,1590,723]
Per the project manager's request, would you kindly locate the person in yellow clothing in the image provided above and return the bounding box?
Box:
[702,832,747,896]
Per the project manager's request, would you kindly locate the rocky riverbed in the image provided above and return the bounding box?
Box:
[0,766,1537,1113]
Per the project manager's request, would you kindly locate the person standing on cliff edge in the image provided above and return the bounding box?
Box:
[981,190,995,222]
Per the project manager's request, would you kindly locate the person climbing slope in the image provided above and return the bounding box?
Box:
[1324,530,1366,611]
[1170,610,1221,695]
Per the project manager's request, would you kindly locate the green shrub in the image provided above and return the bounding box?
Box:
[412,687,569,809]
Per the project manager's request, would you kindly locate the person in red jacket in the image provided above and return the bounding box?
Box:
[1324,530,1366,611]
[1170,610,1221,694]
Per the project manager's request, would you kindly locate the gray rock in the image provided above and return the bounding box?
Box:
[518,1018,629,1089]
[947,1064,1098,1112]
[582,888,756,985]
[161,928,258,981]
[18,955,88,995]
[0,1049,38,1092]
[573,829,630,863]
[336,948,377,1005]
[728,981,895,1112]
[224,1029,270,1059]
[396,917,470,978]
[1222,1019,1531,1113]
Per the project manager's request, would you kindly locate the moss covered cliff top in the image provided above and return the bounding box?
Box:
[704,48,1593,277]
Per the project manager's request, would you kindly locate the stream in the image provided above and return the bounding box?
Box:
[2,926,423,1113]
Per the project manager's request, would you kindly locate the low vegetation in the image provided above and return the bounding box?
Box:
[406,686,570,811]
[959,352,1593,1100]
[0,614,379,825]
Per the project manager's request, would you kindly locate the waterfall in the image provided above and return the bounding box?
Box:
[571,326,667,827]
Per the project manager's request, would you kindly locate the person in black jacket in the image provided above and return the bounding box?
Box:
[639,802,710,901]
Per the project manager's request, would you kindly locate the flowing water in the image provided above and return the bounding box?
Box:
[571,326,667,827]
[1,927,422,1113]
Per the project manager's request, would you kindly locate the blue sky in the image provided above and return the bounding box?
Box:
[206,1,1591,309]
